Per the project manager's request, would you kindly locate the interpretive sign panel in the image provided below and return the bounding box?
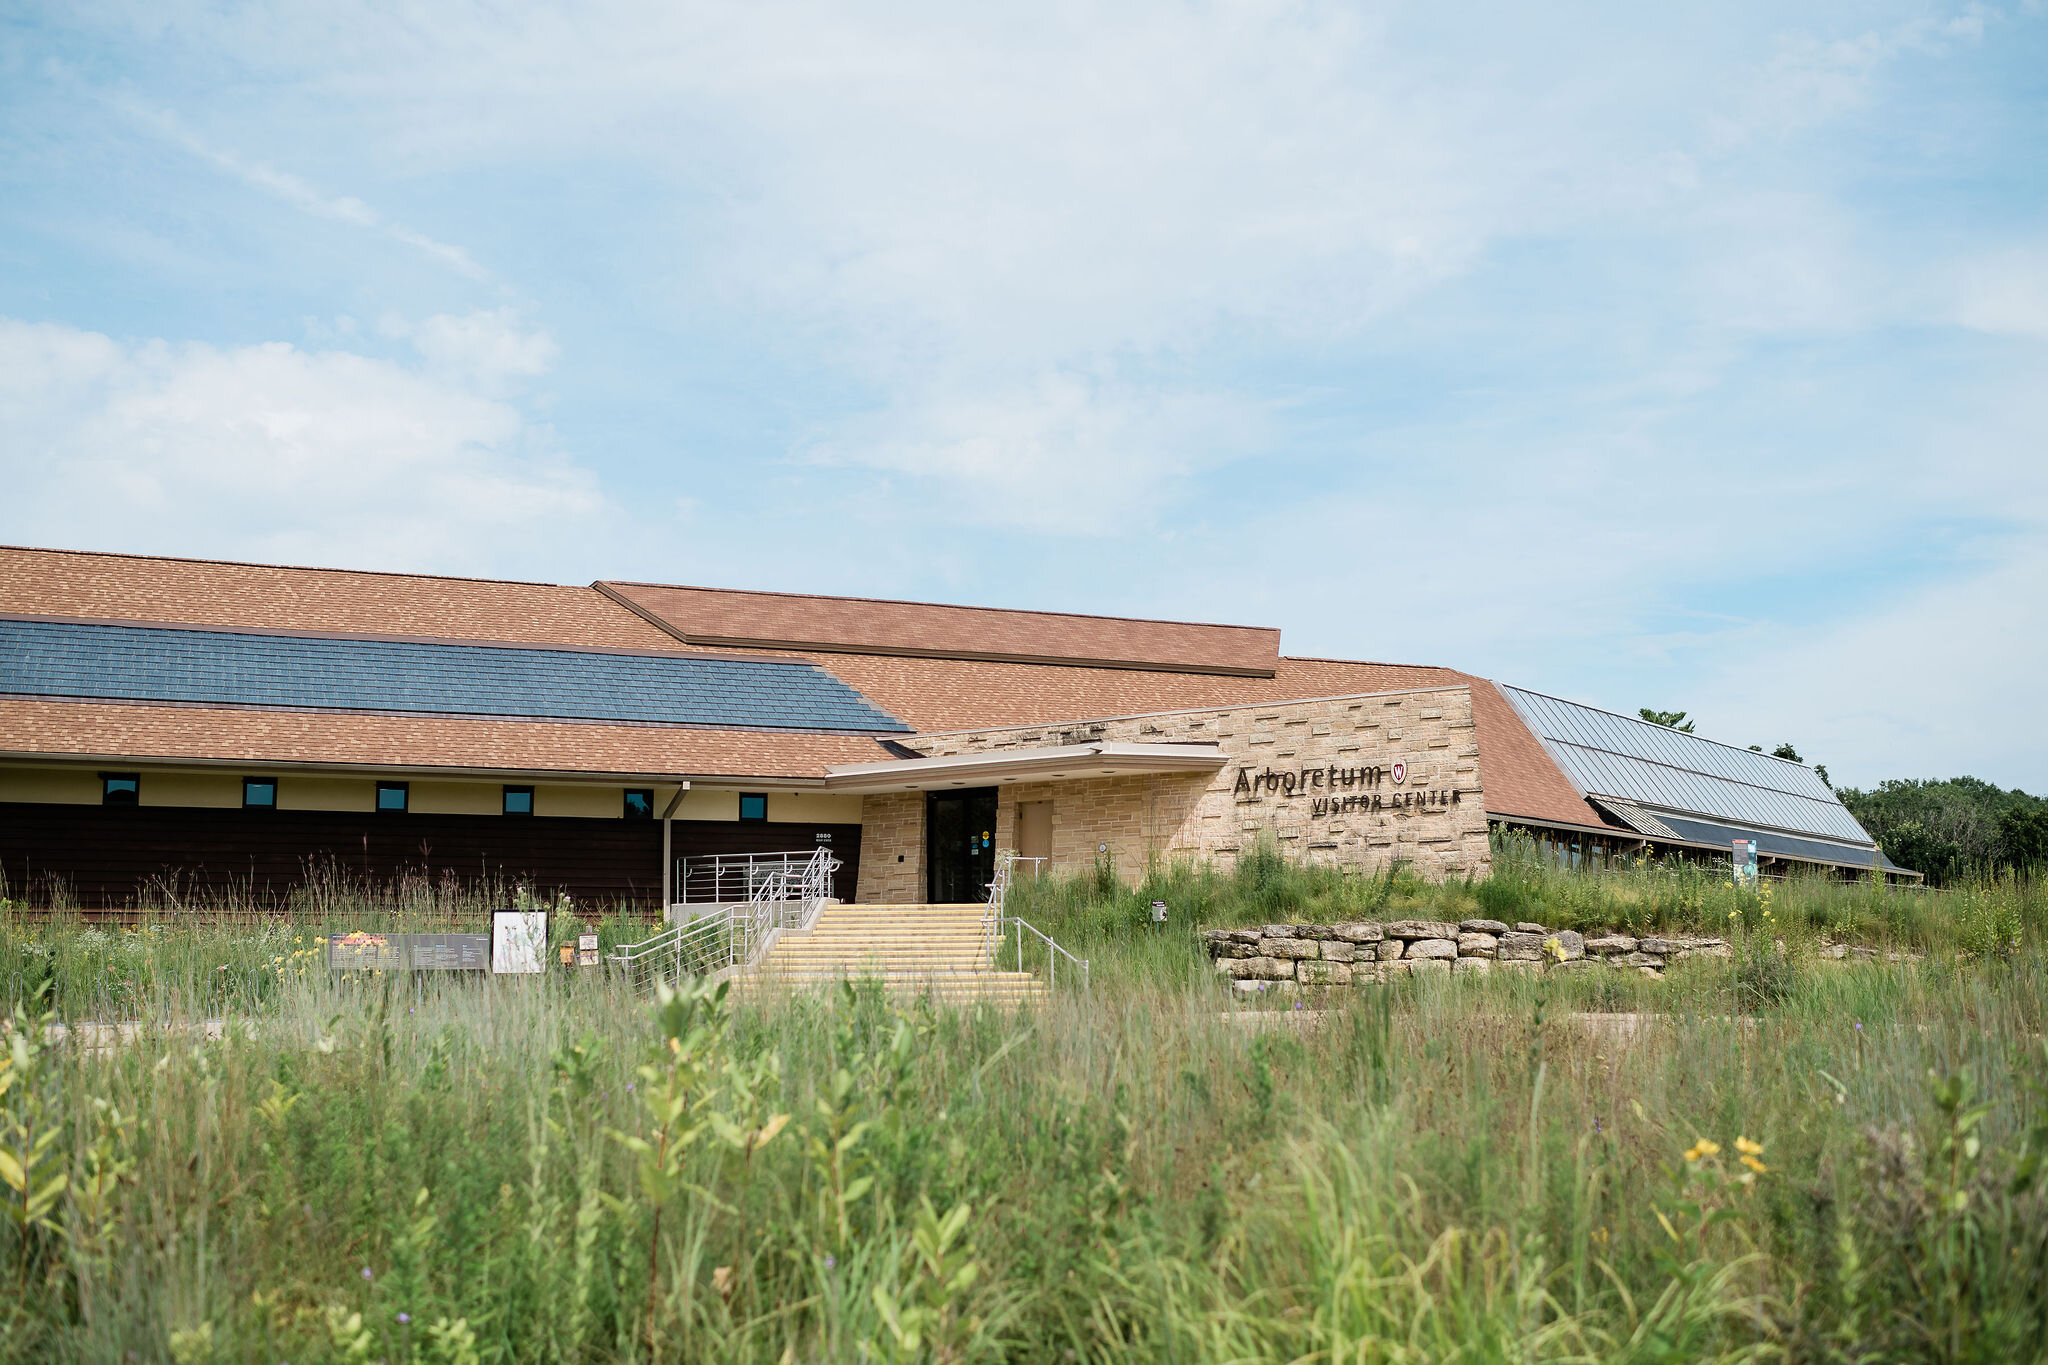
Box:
[492,910,548,975]
[328,931,402,971]
[407,934,490,971]
[1732,839,1759,887]
[327,932,490,972]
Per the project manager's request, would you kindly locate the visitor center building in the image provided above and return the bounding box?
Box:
[0,546,1914,909]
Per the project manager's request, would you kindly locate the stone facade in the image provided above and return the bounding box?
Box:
[855,791,925,903]
[853,686,1492,901]
[1204,919,1731,990]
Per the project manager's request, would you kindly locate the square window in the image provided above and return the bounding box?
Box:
[376,782,409,813]
[623,788,654,820]
[243,777,277,809]
[738,793,768,822]
[101,773,139,806]
[503,785,534,816]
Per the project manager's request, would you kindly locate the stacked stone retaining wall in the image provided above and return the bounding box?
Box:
[1205,919,1732,991]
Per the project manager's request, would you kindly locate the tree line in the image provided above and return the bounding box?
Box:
[1638,708,2045,885]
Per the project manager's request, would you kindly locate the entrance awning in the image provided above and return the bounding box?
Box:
[821,741,1226,793]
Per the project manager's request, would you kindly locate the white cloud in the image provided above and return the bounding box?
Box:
[0,317,604,574]
[806,373,1266,535]
[120,99,491,281]
[1953,245,2048,338]
[378,309,560,394]
[1691,539,2048,790]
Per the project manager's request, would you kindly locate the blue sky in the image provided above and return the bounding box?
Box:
[2,1,2044,791]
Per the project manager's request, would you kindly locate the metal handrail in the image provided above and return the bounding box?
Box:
[674,848,840,911]
[981,854,1042,959]
[999,914,1090,995]
[978,852,1084,993]
[613,846,839,993]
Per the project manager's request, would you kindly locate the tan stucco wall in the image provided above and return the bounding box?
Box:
[855,686,1490,898]
[409,780,503,815]
[0,767,104,804]
[682,789,864,824]
[0,765,683,819]
[768,792,864,824]
[276,775,376,811]
[136,771,243,808]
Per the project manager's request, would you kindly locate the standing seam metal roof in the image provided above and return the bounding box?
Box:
[1498,684,1874,844]
[0,619,910,733]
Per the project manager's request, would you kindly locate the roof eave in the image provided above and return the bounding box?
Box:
[822,741,1227,793]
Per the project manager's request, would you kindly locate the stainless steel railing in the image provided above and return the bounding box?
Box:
[980,853,1087,993]
[612,847,838,992]
[674,848,840,915]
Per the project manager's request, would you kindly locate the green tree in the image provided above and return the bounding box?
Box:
[1639,708,1695,732]
[1835,777,2048,885]
[1770,743,1802,762]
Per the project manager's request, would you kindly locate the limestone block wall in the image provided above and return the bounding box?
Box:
[855,791,923,903]
[911,686,1491,881]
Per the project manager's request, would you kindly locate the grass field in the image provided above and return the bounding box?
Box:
[2,844,2045,1363]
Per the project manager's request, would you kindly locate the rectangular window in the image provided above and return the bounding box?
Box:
[376,782,409,813]
[101,773,139,806]
[623,788,654,820]
[738,792,768,822]
[243,777,277,809]
[502,785,534,816]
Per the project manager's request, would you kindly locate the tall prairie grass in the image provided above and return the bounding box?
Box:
[1,846,2045,1362]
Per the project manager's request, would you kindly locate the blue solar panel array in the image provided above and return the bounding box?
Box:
[1500,684,1875,844]
[0,618,910,733]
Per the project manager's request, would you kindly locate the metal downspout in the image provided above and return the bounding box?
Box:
[660,783,690,922]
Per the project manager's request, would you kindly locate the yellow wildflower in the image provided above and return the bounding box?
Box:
[1683,1139,1721,1162]
[1741,1154,1768,1174]
[1735,1135,1763,1155]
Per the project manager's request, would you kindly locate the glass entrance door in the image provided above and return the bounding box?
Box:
[926,787,998,903]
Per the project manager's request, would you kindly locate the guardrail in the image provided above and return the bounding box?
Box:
[996,914,1089,994]
[611,847,837,993]
[674,849,838,912]
[982,853,1087,994]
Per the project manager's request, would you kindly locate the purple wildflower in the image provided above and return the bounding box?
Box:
[397,1313,410,1325]
[824,1254,837,1269]
[361,1266,373,1281]
[626,1082,635,1091]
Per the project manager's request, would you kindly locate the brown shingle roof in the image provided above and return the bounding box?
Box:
[0,546,1607,828]
[0,546,679,651]
[786,651,1608,831]
[598,581,1282,676]
[0,699,889,779]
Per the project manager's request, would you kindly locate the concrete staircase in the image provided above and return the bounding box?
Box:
[739,902,1049,1005]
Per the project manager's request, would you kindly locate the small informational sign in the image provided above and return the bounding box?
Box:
[492,910,548,975]
[327,932,488,972]
[328,931,400,971]
[1732,839,1759,888]
[578,933,600,967]
[1150,901,1168,924]
[406,934,489,971]
[559,944,576,966]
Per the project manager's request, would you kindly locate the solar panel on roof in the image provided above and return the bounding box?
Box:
[0,619,910,733]
[1500,684,1875,846]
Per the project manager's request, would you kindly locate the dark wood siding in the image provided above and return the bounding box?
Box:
[0,804,867,911]
[669,820,864,902]
[0,802,662,909]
